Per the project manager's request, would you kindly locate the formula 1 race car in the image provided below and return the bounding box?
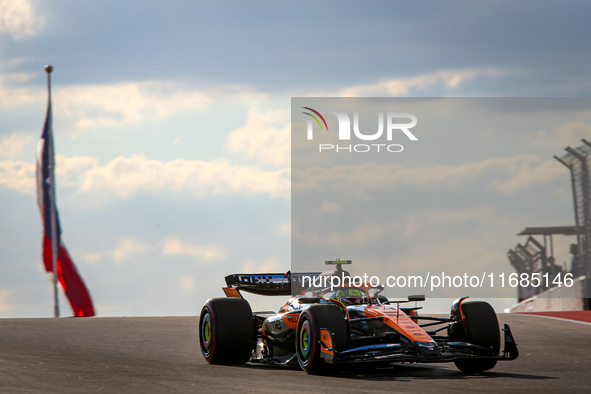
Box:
[198,260,518,374]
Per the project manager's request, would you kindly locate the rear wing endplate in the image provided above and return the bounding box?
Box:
[224,272,321,296]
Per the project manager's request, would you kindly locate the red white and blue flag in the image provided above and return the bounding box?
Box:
[36,88,95,317]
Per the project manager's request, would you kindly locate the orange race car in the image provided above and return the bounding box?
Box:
[198,260,518,374]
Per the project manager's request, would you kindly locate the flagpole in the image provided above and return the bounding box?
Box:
[45,64,60,318]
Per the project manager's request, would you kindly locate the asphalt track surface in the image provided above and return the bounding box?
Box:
[1,314,590,393]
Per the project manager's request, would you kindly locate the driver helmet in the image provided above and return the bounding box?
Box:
[336,288,364,305]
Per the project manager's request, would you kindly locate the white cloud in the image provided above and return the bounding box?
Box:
[0,131,34,156]
[178,274,196,292]
[0,67,509,130]
[295,155,563,197]
[0,69,38,108]
[292,214,403,247]
[0,159,34,194]
[339,67,511,97]
[0,0,45,39]
[53,82,273,136]
[319,200,343,214]
[82,236,226,265]
[403,206,495,239]
[240,258,285,273]
[162,237,225,260]
[78,155,290,201]
[488,157,564,195]
[1,154,556,206]
[390,235,507,280]
[0,289,14,313]
[323,221,392,246]
[53,155,100,189]
[533,121,591,150]
[55,81,212,134]
[292,156,566,251]
[294,204,501,249]
[279,221,291,236]
[79,237,156,264]
[0,154,290,201]
[0,72,266,137]
[225,108,290,167]
[84,252,103,265]
[109,238,149,263]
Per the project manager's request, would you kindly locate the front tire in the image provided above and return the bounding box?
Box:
[199,298,255,364]
[296,304,347,374]
[451,301,500,373]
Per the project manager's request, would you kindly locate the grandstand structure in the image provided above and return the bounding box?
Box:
[507,140,591,309]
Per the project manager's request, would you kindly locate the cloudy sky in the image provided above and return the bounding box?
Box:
[1,1,591,317]
[291,97,591,303]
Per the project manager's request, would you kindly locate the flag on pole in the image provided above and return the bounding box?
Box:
[36,66,95,317]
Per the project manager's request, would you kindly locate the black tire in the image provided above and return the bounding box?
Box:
[199,298,255,364]
[452,301,500,373]
[295,304,347,374]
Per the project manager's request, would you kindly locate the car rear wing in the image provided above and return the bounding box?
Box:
[223,272,321,297]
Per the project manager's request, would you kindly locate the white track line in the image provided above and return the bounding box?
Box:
[515,313,591,327]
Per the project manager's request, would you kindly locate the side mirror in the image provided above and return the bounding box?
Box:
[408,294,425,302]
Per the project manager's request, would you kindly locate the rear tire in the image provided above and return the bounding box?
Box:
[452,301,500,373]
[296,304,347,374]
[199,298,255,364]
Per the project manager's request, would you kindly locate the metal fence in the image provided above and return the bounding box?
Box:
[554,139,591,283]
